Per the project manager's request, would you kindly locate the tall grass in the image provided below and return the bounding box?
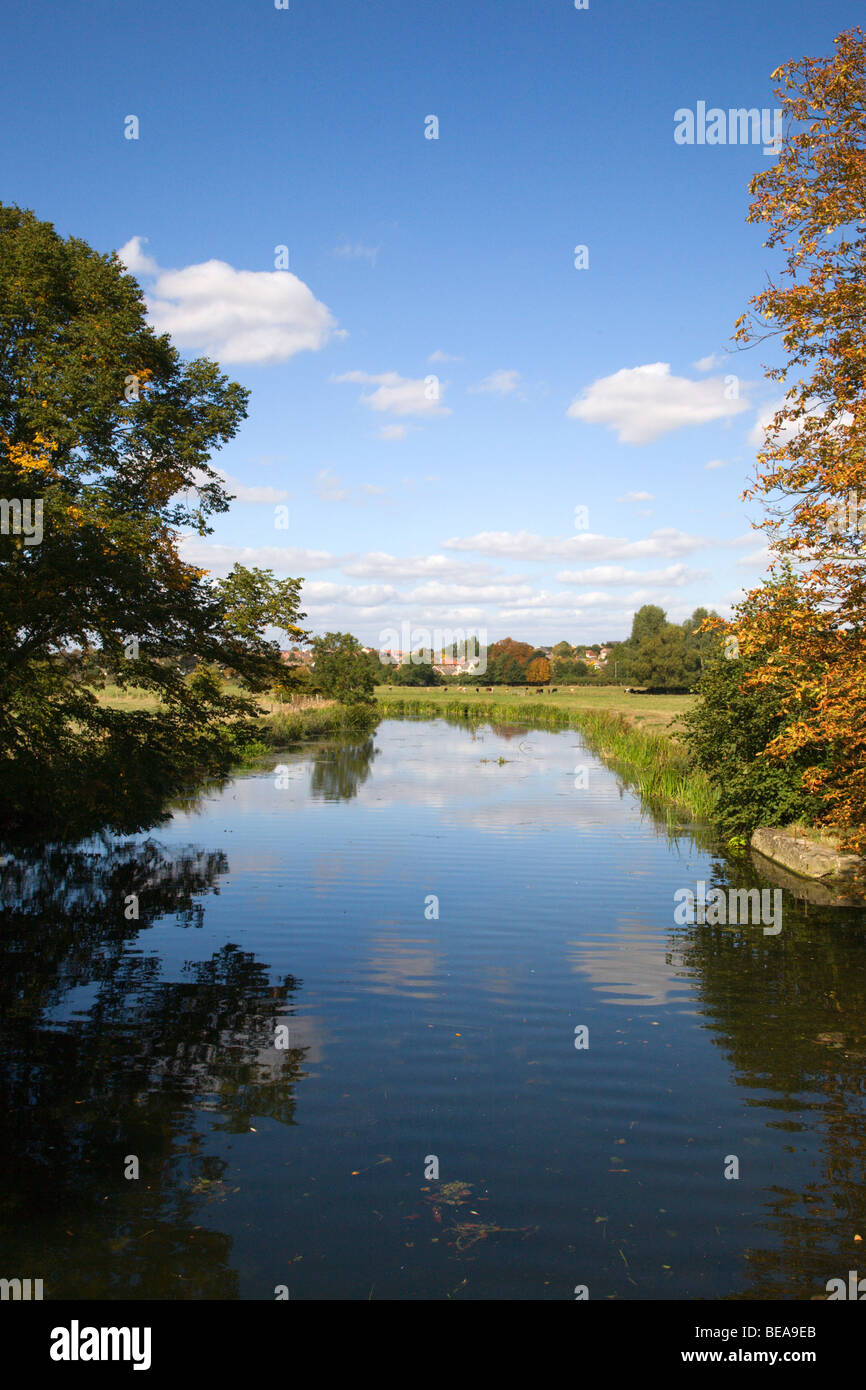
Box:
[253,701,378,747]
[378,698,718,823]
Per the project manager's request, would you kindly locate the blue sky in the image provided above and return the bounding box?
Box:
[2,0,860,647]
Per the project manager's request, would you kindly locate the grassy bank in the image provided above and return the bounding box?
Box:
[95,685,376,749]
[377,693,717,824]
[246,700,378,754]
[375,682,693,734]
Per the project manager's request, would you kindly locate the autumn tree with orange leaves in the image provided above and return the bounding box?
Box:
[690,28,866,853]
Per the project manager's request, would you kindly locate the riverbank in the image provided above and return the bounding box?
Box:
[375,683,692,734]
[751,826,866,902]
[96,686,378,751]
[242,699,378,754]
[377,694,718,823]
[0,693,378,843]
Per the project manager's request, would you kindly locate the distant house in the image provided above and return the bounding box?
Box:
[280,648,314,666]
[433,654,482,676]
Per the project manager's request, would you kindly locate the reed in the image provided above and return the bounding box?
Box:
[253,701,378,747]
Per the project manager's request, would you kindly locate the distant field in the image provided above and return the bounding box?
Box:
[93,682,695,738]
[375,684,695,735]
[94,685,334,716]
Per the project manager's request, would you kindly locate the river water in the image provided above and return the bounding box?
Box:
[2,717,865,1300]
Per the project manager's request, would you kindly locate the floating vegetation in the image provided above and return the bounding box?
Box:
[426,1180,472,1208]
[186,1177,238,1204]
[420,1180,537,1254]
[451,1221,538,1252]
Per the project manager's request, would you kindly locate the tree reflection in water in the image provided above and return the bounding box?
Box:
[308,736,378,802]
[673,855,866,1299]
[0,836,305,1298]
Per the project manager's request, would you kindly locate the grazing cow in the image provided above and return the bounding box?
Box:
[486,686,492,692]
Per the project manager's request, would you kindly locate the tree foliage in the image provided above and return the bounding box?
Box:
[525,656,551,685]
[620,605,721,689]
[683,579,828,836]
[0,205,307,833]
[723,28,866,849]
[309,632,376,704]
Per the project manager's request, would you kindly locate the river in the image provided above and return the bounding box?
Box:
[2,716,865,1300]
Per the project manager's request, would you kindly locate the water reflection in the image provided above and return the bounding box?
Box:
[0,838,306,1298]
[677,859,866,1299]
[308,737,378,802]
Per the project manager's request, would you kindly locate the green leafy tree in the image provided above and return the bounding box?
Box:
[553,658,590,679]
[0,205,306,833]
[682,644,826,838]
[309,633,376,704]
[622,605,694,689]
[389,660,443,687]
[214,566,307,647]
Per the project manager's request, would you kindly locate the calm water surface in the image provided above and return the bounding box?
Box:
[3,717,866,1300]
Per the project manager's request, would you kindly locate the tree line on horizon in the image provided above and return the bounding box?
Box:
[368,606,722,689]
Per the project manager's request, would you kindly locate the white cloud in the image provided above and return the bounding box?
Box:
[705,458,728,470]
[302,582,399,606]
[379,424,409,441]
[719,532,766,550]
[745,396,853,448]
[556,562,706,587]
[617,490,654,503]
[428,349,462,363]
[499,591,616,611]
[315,468,348,502]
[118,235,158,275]
[341,552,505,582]
[118,238,336,365]
[405,580,535,604]
[178,538,336,578]
[693,352,727,371]
[333,370,450,416]
[468,369,521,396]
[214,469,289,503]
[312,469,393,506]
[567,362,749,444]
[441,528,707,562]
[735,546,772,567]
